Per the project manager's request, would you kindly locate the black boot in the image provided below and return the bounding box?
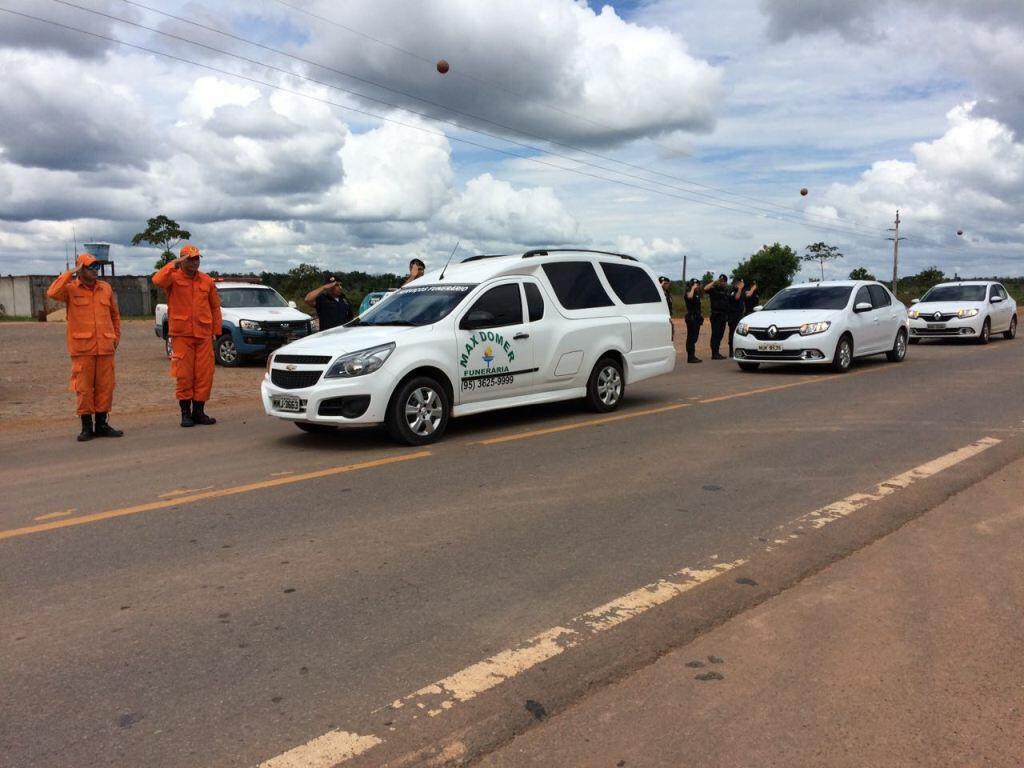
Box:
[77,414,94,442]
[180,399,195,427]
[192,401,216,425]
[711,352,726,360]
[688,355,703,363]
[94,412,123,437]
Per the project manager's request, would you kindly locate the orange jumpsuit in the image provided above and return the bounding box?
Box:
[47,271,121,416]
[152,262,222,402]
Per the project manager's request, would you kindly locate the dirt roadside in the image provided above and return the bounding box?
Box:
[0,320,266,432]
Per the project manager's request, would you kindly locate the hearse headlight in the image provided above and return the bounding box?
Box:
[324,343,396,378]
[240,319,262,331]
[736,322,750,336]
[799,321,831,336]
[957,308,979,318]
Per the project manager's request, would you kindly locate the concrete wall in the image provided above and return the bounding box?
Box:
[0,275,153,318]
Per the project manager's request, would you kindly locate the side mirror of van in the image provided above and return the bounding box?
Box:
[461,310,496,330]
[288,300,298,309]
[753,305,763,312]
[910,298,920,305]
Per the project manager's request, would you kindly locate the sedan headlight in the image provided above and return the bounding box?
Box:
[799,321,831,336]
[957,308,979,318]
[240,319,262,331]
[324,343,396,378]
[908,309,920,319]
[736,322,750,336]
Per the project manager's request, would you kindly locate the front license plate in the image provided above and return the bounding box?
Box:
[272,395,301,412]
[927,323,946,329]
[757,342,783,352]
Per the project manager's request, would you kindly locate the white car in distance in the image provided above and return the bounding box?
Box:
[733,281,909,372]
[908,281,1017,344]
[261,249,676,444]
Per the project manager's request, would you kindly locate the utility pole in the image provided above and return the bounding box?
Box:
[887,210,905,296]
[681,254,687,284]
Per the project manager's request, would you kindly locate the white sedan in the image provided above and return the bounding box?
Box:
[908,281,1018,344]
[732,281,909,372]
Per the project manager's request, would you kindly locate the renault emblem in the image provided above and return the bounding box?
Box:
[933,312,942,321]
[768,325,778,338]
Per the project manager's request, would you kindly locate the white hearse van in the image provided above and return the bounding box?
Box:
[261,249,675,444]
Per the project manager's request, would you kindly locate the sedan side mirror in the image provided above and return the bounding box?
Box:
[288,300,298,309]
[753,305,763,312]
[910,298,920,305]
[854,301,873,313]
[460,310,496,330]
[991,295,1004,303]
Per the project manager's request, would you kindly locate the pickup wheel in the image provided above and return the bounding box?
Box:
[215,334,240,367]
[386,376,449,445]
[165,336,173,358]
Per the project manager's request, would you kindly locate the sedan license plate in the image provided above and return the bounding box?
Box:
[927,323,946,329]
[272,395,301,412]
[757,342,783,352]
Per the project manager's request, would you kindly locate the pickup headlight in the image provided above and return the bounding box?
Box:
[324,343,396,378]
[240,319,262,331]
[957,308,979,318]
[799,321,831,336]
[908,309,920,319]
[736,323,750,336]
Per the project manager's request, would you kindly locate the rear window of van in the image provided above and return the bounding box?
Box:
[600,263,662,304]
[542,262,613,310]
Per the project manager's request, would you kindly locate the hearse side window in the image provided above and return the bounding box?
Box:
[462,284,523,329]
[541,262,613,310]
[867,284,891,308]
[524,282,544,321]
[599,263,662,304]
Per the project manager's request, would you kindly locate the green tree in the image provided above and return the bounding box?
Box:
[803,241,844,280]
[909,266,946,285]
[131,215,191,270]
[700,270,715,285]
[733,243,800,301]
[849,267,876,280]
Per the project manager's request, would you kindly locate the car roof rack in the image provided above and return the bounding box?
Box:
[521,248,638,262]
[460,254,510,263]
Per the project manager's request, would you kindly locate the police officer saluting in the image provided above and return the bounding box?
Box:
[703,274,730,360]
[47,253,124,441]
[726,276,747,358]
[304,275,352,331]
[684,278,703,363]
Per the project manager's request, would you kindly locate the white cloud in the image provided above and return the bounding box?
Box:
[436,173,579,245]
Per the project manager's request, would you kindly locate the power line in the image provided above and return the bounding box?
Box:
[44,0,894,243]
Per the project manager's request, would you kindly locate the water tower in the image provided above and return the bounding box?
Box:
[82,242,115,276]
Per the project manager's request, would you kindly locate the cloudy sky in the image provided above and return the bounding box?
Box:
[1,0,1022,280]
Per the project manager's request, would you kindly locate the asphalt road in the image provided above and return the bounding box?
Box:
[2,335,1023,767]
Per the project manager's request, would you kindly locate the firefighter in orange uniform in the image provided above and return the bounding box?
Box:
[152,244,222,427]
[47,253,124,441]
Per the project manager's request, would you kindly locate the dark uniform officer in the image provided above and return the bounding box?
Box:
[305,275,353,331]
[744,281,760,314]
[726,277,747,358]
[684,279,703,363]
[704,274,730,360]
[658,276,674,341]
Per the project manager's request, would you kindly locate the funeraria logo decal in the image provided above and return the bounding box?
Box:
[460,331,516,376]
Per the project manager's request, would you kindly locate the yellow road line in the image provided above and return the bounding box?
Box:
[33,508,76,522]
[158,486,214,499]
[476,402,691,445]
[258,730,382,768]
[0,452,430,543]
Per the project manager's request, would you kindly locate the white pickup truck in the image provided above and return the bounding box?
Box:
[155,281,315,366]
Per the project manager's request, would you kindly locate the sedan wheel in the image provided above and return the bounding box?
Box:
[886,329,907,362]
[978,318,991,345]
[831,336,853,372]
[1004,315,1017,340]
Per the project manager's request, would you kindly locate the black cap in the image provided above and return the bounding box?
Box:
[718,273,728,281]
